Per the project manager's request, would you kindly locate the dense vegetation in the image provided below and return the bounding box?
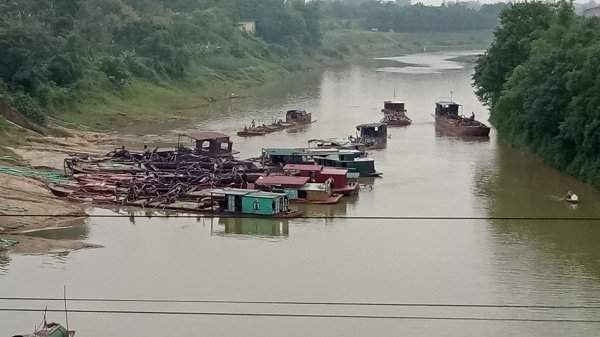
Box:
[0,0,321,126]
[474,1,600,186]
[321,0,506,32]
[0,0,501,129]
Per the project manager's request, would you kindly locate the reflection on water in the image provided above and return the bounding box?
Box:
[477,144,600,281]
[0,251,9,273]
[375,51,482,74]
[24,222,90,241]
[215,218,289,239]
[481,144,600,218]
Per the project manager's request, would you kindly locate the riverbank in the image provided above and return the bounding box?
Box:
[0,33,493,255]
[0,128,120,253]
[17,29,493,133]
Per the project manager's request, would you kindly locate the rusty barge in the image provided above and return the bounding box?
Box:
[381,100,412,127]
[434,100,490,137]
[237,109,313,137]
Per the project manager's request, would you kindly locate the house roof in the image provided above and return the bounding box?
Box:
[188,131,230,141]
[255,175,310,187]
[202,188,257,196]
[320,167,348,176]
[247,191,286,199]
[262,148,306,156]
[299,183,329,192]
[283,164,322,172]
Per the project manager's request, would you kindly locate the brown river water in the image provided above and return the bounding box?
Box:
[2,51,600,336]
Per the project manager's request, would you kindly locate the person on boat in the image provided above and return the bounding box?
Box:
[251,119,256,128]
[143,145,151,159]
[566,190,579,202]
[470,112,475,121]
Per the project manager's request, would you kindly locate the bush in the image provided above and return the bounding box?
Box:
[10,92,47,125]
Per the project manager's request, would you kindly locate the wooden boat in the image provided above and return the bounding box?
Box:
[14,307,75,337]
[14,321,75,337]
[261,148,382,177]
[308,138,369,151]
[194,188,303,218]
[237,109,313,137]
[356,123,387,149]
[565,191,579,204]
[295,181,343,204]
[285,109,312,124]
[381,100,412,127]
[434,100,490,137]
[237,128,269,137]
[283,164,359,196]
[47,183,76,197]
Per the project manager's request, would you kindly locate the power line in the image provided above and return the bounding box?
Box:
[1,297,599,310]
[1,308,599,323]
[1,214,600,221]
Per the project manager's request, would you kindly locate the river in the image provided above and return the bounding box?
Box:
[2,51,600,336]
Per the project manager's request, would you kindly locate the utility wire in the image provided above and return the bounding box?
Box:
[0,308,599,323]
[1,297,599,310]
[1,214,600,221]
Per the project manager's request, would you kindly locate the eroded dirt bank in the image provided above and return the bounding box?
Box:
[0,127,118,254]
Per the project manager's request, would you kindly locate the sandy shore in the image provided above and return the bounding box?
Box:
[0,128,117,254]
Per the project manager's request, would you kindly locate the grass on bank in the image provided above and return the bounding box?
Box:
[49,30,492,131]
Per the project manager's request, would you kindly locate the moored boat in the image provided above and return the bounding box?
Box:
[198,188,303,217]
[434,100,490,137]
[237,109,313,137]
[13,321,75,337]
[308,137,370,151]
[47,182,77,197]
[381,100,412,127]
[283,164,359,196]
[356,123,387,149]
[261,147,381,177]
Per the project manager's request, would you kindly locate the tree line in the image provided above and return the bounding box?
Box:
[321,1,506,32]
[474,1,600,187]
[0,0,321,125]
[0,0,504,127]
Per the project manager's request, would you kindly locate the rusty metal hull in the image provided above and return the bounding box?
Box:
[435,116,490,137]
[381,109,412,127]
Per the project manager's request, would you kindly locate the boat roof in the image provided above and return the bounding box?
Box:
[284,164,323,172]
[356,122,386,128]
[255,175,310,187]
[262,148,306,155]
[263,148,363,156]
[246,191,286,199]
[384,100,404,104]
[187,131,230,140]
[307,148,362,155]
[320,167,348,175]
[436,100,461,106]
[299,183,329,192]
[203,188,258,196]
